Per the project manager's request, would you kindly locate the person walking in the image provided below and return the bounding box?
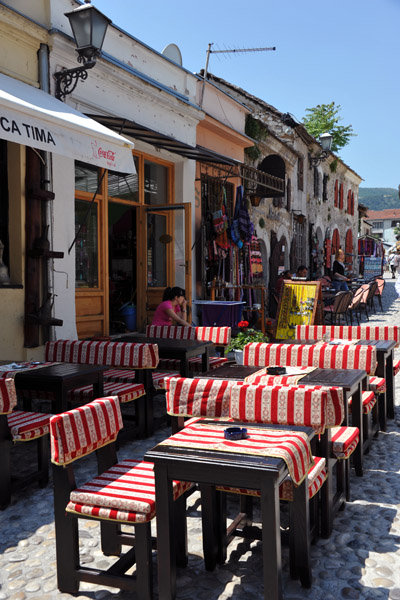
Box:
[389,253,397,278]
[392,250,400,278]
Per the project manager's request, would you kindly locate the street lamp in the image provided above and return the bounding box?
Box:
[54,1,111,101]
[308,133,333,168]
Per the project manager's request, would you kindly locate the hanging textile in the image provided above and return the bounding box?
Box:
[237,185,254,243]
[250,235,263,278]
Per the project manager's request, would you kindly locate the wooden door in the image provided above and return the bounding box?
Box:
[137,203,192,330]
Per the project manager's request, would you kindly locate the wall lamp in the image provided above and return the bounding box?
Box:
[54,1,111,101]
[308,133,333,168]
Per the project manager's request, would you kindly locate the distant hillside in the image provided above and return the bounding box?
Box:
[359,187,400,211]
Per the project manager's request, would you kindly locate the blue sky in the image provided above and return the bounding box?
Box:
[94,0,400,189]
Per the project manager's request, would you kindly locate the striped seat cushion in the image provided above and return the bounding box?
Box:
[368,376,386,394]
[104,368,179,391]
[394,359,400,377]
[146,325,231,346]
[0,378,18,414]
[45,340,159,368]
[68,381,145,404]
[331,426,359,459]
[66,459,192,524]
[8,410,52,441]
[348,390,376,414]
[50,397,123,465]
[217,456,327,502]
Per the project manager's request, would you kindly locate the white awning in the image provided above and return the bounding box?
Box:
[0,73,135,173]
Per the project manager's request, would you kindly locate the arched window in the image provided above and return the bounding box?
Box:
[332,229,340,255]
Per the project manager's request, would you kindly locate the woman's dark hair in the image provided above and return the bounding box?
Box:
[162,286,186,301]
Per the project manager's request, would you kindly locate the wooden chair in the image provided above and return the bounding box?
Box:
[0,378,52,509]
[323,291,353,325]
[374,277,385,311]
[50,396,190,597]
[347,286,364,325]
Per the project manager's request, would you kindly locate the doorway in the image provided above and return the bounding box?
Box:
[108,203,137,334]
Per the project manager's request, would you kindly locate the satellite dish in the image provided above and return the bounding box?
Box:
[162,43,183,66]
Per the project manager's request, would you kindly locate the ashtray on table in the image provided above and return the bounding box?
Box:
[224,427,248,440]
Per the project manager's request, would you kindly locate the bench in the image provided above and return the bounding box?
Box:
[0,378,53,509]
[50,396,191,598]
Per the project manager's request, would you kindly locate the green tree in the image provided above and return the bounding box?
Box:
[302,102,355,153]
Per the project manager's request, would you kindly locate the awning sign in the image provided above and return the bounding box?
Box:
[0,73,135,173]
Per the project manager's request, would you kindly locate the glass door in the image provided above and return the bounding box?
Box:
[137,203,191,329]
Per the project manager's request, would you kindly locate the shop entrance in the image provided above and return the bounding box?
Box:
[108,204,137,334]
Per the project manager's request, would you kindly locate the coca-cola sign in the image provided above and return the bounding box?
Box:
[91,141,117,166]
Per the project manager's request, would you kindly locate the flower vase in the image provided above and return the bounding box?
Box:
[234,350,244,365]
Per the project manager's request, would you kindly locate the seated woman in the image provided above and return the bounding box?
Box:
[332,249,351,292]
[152,286,191,326]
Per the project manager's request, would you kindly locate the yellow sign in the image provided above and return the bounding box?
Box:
[275,281,322,340]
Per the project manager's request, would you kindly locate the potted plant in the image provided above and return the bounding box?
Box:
[226,320,269,365]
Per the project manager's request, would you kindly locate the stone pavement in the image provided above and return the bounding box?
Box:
[1,273,400,600]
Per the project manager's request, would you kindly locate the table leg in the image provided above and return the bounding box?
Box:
[199,484,221,571]
[318,432,334,538]
[290,477,311,588]
[260,476,282,600]
[154,463,176,600]
[349,385,363,477]
[385,351,395,420]
[202,347,211,373]
[92,373,104,401]
[179,357,189,377]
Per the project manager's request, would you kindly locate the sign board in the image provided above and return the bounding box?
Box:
[363,256,382,279]
[275,280,322,340]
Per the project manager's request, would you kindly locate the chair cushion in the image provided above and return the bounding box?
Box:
[348,390,376,414]
[157,356,228,372]
[152,371,179,391]
[146,325,196,340]
[295,325,400,346]
[104,368,137,383]
[394,359,400,377]
[8,410,52,441]
[243,342,377,375]
[331,426,359,458]
[368,376,386,394]
[217,456,327,502]
[50,396,123,465]
[0,378,18,414]
[45,340,159,368]
[165,377,236,418]
[66,459,192,524]
[68,381,146,404]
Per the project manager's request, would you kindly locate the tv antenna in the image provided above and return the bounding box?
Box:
[200,42,276,106]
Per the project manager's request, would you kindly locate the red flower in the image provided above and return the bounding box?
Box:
[238,320,249,328]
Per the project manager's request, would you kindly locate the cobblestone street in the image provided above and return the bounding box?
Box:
[1,273,400,600]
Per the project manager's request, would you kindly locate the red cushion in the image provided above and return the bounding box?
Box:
[394,359,400,377]
[8,410,52,441]
[69,381,145,404]
[0,378,17,414]
[331,426,359,458]
[45,340,159,368]
[67,459,192,524]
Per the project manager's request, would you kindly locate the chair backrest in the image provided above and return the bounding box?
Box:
[0,378,18,415]
[45,340,159,369]
[243,342,377,374]
[146,325,231,346]
[334,291,352,313]
[295,324,400,346]
[366,281,378,301]
[229,383,333,433]
[348,286,364,310]
[50,396,123,466]
[146,325,196,340]
[375,278,385,296]
[164,376,236,418]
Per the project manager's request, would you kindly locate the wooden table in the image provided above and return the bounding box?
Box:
[146,420,314,600]
[199,362,265,381]
[356,339,396,426]
[15,363,106,413]
[114,335,214,376]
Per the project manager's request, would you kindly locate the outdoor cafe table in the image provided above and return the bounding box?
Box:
[199,362,265,381]
[12,362,106,413]
[114,335,214,376]
[146,420,315,600]
[356,339,396,424]
[299,367,367,476]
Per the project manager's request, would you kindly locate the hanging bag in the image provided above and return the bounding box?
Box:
[238,186,254,243]
[230,186,243,248]
[212,187,229,234]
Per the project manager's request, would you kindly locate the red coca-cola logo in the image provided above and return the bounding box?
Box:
[98,148,116,161]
